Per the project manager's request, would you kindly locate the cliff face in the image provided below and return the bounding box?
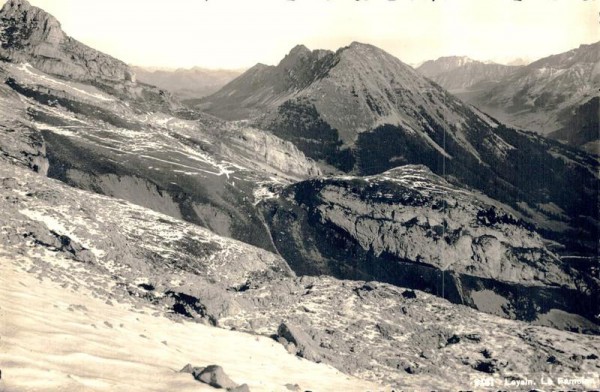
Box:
[260,165,599,326]
[0,0,135,82]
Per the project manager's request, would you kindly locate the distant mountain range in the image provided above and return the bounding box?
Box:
[132,66,243,100]
[417,56,519,92]
[417,44,600,153]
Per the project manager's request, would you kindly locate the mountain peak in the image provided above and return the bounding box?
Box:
[0,0,135,82]
[279,44,313,68]
[416,55,494,80]
[344,41,384,54]
[250,62,272,71]
[348,41,374,48]
[424,56,478,67]
[288,44,310,56]
[0,0,64,49]
[1,0,56,24]
[339,41,405,66]
[2,0,32,11]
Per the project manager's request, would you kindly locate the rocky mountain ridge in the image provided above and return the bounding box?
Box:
[0,60,320,252]
[420,43,600,153]
[202,42,477,147]
[0,0,185,114]
[201,42,599,260]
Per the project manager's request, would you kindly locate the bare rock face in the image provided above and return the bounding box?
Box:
[222,124,322,179]
[0,0,135,82]
[260,165,599,324]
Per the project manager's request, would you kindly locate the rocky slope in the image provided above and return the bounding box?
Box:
[0,59,321,251]
[463,42,600,152]
[417,56,519,93]
[201,42,599,258]
[132,66,243,101]
[1,161,599,390]
[0,0,321,251]
[260,165,599,328]
[0,264,378,392]
[0,0,183,113]
[0,162,381,392]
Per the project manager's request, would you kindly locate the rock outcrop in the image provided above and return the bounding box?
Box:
[0,0,135,82]
[180,364,248,390]
[195,365,238,389]
[277,322,326,363]
[260,165,599,325]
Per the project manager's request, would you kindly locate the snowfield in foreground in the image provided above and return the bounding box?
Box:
[0,252,381,392]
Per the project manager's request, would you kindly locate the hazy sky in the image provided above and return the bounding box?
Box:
[13,0,600,69]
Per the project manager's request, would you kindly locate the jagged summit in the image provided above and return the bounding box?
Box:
[0,0,63,48]
[200,40,423,126]
[278,44,316,69]
[0,0,135,82]
[2,0,34,14]
[287,44,311,56]
[337,41,410,66]
[2,0,33,11]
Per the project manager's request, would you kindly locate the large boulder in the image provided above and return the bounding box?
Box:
[195,365,238,389]
[277,322,323,363]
